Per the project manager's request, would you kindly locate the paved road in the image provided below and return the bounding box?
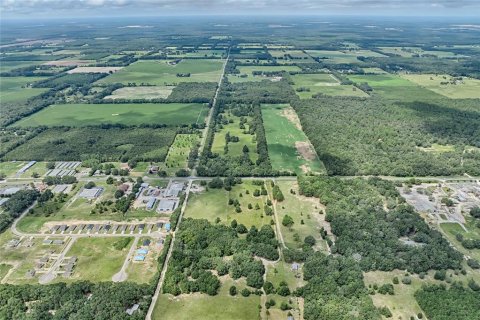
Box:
[39,237,77,284]
[145,179,192,320]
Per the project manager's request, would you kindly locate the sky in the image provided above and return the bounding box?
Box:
[1,0,480,18]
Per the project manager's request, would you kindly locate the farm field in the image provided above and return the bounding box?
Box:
[237,65,301,74]
[0,76,47,103]
[11,103,208,127]
[400,73,480,99]
[165,49,225,58]
[377,46,463,58]
[261,104,325,174]
[0,61,39,72]
[290,73,368,98]
[185,181,271,228]
[153,278,260,320]
[64,237,131,282]
[347,73,443,100]
[104,86,174,100]
[97,59,224,85]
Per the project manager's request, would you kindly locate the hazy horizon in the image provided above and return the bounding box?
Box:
[1,0,480,19]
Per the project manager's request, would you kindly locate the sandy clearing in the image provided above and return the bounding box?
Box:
[295,141,317,161]
[280,106,302,131]
[67,66,123,74]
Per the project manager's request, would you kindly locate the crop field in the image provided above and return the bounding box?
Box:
[3,126,177,162]
[305,49,386,63]
[272,181,328,251]
[185,181,272,228]
[211,114,258,162]
[0,76,48,103]
[153,278,260,320]
[64,237,131,282]
[347,73,443,100]
[104,86,174,100]
[261,104,325,174]
[0,61,39,72]
[290,73,368,98]
[12,102,208,127]
[400,73,480,99]
[97,59,224,85]
[236,65,301,74]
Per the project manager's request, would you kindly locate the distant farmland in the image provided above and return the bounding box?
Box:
[11,103,209,127]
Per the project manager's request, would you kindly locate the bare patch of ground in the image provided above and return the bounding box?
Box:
[295,141,317,161]
[104,86,174,100]
[67,66,123,74]
[280,107,302,131]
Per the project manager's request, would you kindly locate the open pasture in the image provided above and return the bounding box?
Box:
[347,73,443,100]
[185,181,271,228]
[400,73,480,99]
[97,59,224,85]
[153,278,260,320]
[162,134,199,174]
[211,114,257,162]
[378,46,465,58]
[64,237,131,282]
[12,102,208,127]
[262,104,325,174]
[290,73,367,98]
[104,86,174,100]
[0,61,39,72]
[0,76,48,103]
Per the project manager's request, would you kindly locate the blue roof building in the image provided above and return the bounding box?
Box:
[133,255,146,261]
[165,223,171,231]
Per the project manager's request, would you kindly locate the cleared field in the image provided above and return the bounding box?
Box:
[165,49,225,58]
[290,73,368,98]
[0,76,47,103]
[362,67,388,74]
[185,181,271,228]
[347,74,443,100]
[440,219,480,261]
[0,61,39,72]
[305,49,386,63]
[65,237,131,282]
[400,73,480,99]
[67,66,123,74]
[378,46,464,58]
[0,161,30,178]
[152,278,260,320]
[273,181,328,251]
[161,134,199,174]
[12,103,208,127]
[104,86,174,100]
[211,114,257,162]
[262,104,325,174]
[97,59,224,85]
[236,65,301,74]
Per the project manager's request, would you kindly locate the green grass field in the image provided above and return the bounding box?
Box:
[12,103,208,127]
[185,181,271,228]
[152,278,260,320]
[97,59,224,85]
[0,161,30,178]
[0,61,40,72]
[261,104,325,174]
[440,220,480,261]
[237,65,301,74]
[65,237,131,282]
[161,134,199,175]
[273,181,328,251]
[347,74,443,100]
[125,237,160,283]
[0,264,12,282]
[400,73,480,99]
[0,76,47,103]
[290,73,368,98]
[211,114,258,162]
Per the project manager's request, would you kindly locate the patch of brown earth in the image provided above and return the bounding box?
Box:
[280,107,302,131]
[295,141,316,161]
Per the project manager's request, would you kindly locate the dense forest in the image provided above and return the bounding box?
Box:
[163,218,278,296]
[0,281,152,320]
[2,125,177,162]
[302,252,380,320]
[414,283,480,320]
[293,96,480,176]
[298,176,463,273]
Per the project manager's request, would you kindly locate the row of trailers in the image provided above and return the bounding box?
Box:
[50,222,170,235]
